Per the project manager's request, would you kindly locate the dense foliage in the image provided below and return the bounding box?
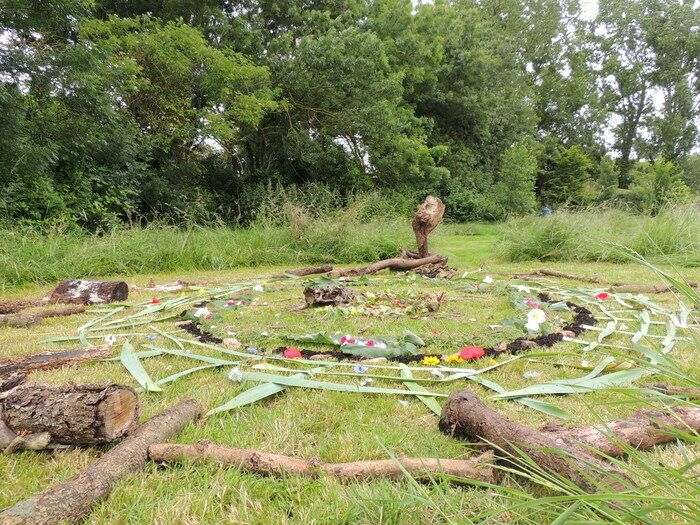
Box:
[1,0,698,230]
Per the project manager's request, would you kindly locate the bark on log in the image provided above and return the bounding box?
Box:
[271,264,334,279]
[149,440,497,484]
[512,269,600,283]
[645,383,700,398]
[0,301,44,315]
[304,285,355,307]
[1,382,139,447]
[0,345,113,383]
[47,280,128,305]
[0,306,86,329]
[328,255,447,278]
[609,283,699,294]
[0,399,203,525]
[439,390,630,492]
[412,196,445,258]
[540,405,700,458]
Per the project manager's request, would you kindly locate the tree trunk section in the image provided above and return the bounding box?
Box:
[0,345,114,383]
[1,382,139,447]
[47,280,128,305]
[412,196,445,258]
[439,390,630,492]
[0,399,203,525]
[149,440,497,484]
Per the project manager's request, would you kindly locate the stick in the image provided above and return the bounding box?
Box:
[0,305,86,329]
[328,255,447,278]
[608,283,699,294]
[0,399,203,525]
[270,265,334,279]
[0,301,45,315]
[0,345,114,386]
[439,391,630,492]
[644,383,700,399]
[149,440,497,484]
[512,269,600,283]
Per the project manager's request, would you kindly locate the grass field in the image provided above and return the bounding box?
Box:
[1,224,698,524]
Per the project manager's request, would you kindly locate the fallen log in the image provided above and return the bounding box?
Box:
[149,440,497,484]
[0,301,45,315]
[47,279,128,305]
[0,399,203,525]
[608,283,699,294]
[439,391,630,492]
[1,382,139,451]
[412,196,445,258]
[270,264,334,279]
[328,255,447,278]
[0,305,86,329]
[0,345,114,386]
[513,269,600,283]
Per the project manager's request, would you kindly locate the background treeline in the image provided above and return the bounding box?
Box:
[1,0,698,231]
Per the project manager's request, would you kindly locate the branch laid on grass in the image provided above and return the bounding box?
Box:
[0,399,203,525]
[270,264,334,279]
[1,382,139,453]
[645,383,700,399]
[513,269,601,283]
[149,440,497,484]
[0,345,113,389]
[0,300,45,315]
[609,283,699,294]
[439,390,630,492]
[0,305,86,328]
[328,255,448,278]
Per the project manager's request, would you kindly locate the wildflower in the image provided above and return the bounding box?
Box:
[421,356,441,366]
[150,297,160,304]
[283,347,302,359]
[246,347,260,355]
[354,364,369,374]
[431,329,440,335]
[595,292,609,301]
[193,307,211,319]
[229,367,243,382]
[524,320,541,332]
[443,354,464,364]
[253,284,264,292]
[146,334,157,340]
[516,285,531,293]
[366,340,375,347]
[398,400,409,407]
[527,309,547,325]
[581,360,590,367]
[374,341,386,349]
[105,334,117,345]
[359,378,374,387]
[459,346,485,360]
[340,334,355,344]
[524,298,540,309]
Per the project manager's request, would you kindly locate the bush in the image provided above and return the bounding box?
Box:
[626,159,693,214]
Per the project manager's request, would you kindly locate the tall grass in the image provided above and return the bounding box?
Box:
[0,195,411,291]
[497,206,700,266]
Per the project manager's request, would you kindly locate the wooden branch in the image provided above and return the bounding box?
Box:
[47,279,128,305]
[645,383,700,399]
[0,399,203,525]
[0,305,86,329]
[0,345,114,385]
[0,300,45,315]
[609,283,698,294]
[270,264,334,279]
[149,440,497,484]
[412,196,445,258]
[439,391,630,492]
[328,255,447,278]
[1,382,139,450]
[513,269,600,283]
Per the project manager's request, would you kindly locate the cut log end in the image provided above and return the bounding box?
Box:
[48,280,129,305]
[100,388,140,440]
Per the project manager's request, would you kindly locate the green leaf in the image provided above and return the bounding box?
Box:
[120,341,162,392]
[156,364,221,386]
[399,364,442,416]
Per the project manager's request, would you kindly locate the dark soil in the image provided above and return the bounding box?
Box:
[180,321,223,344]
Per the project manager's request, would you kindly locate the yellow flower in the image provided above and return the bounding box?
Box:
[443,354,464,364]
[421,356,441,366]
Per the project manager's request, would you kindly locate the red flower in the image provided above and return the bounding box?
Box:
[366,340,375,347]
[283,347,302,359]
[150,297,160,304]
[596,292,609,301]
[524,298,540,309]
[431,329,440,335]
[459,346,485,360]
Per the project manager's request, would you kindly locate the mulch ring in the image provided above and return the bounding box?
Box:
[180,294,597,363]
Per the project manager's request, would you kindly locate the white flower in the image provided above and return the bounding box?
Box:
[105,334,117,345]
[522,371,541,379]
[375,341,387,349]
[253,284,264,292]
[524,320,541,332]
[398,400,409,407]
[193,307,211,319]
[526,309,547,325]
[516,285,531,293]
[359,378,374,387]
[581,360,590,367]
[619,323,628,331]
[228,367,243,382]
[260,331,269,337]
[482,275,494,284]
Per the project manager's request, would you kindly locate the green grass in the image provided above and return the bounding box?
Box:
[0,223,698,524]
[498,206,700,267]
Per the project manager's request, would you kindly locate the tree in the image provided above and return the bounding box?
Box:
[628,158,693,214]
[542,144,592,205]
[596,156,620,201]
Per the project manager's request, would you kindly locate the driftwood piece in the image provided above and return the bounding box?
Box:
[149,440,497,484]
[304,285,355,307]
[0,345,114,386]
[0,399,203,525]
[439,391,629,492]
[412,196,445,258]
[0,305,86,329]
[47,280,128,305]
[609,283,699,294]
[1,382,139,449]
[270,265,334,279]
[328,255,447,278]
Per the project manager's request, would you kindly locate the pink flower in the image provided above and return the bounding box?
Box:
[596,292,609,301]
[431,329,440,335]
[227,300,236,306]
[524,298,540,309]
[459,346,485,360]
[150,297,160,304]
[366,340,375,347]
[283,347,302,359]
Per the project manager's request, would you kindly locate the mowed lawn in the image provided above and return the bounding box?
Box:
[1,225,698,524]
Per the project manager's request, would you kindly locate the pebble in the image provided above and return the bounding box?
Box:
[222,338,242,350]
